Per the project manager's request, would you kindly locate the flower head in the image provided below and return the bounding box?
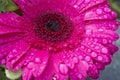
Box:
[0,0,119,80]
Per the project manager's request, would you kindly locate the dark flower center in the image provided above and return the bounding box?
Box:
[34,12,73,44]
[44,19,60,32]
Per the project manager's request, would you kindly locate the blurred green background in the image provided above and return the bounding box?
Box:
[0,0,120,80]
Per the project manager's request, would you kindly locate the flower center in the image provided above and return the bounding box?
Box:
[34,12,73,44]
[44,19,60,32]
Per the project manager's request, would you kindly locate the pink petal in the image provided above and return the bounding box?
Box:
[85,24,119,44]
[0,33,24,45]
[87,65,99,79]
[53,50,79,69]
[21,48,49,80]
[22,67,33,80]
[85,20,119,31]
[0,25,23,35]
[35,55,68,80]
[13,0,43,19]
[105,44,119,55]
[94,62,105,70]
[6,40,30,71]
[84,2,117,20]
[0,12,32,30]
[79,40,112,64]
[0,43,16,65]
[70,0,105,13]
[70,60,89,80]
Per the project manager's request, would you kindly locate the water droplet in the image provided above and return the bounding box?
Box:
[53,74,59,80]
[85,56,91,62]
[11,60,16,64]
[35,58,41,63]
[13,49,17,53]
[85,0,90,3]
[31,53,34,56]
[101,48,108,54]
[32,68,36,71]
[95,46,99,49]
[8,55,13,58]
[52,76,57,80]
[43,61,47,64]
[103,39,107,44]
[59,64,68,74]
[87,49,91,52]
[103,15,108,19]
[73,57,78,63]
[80,46,85,49]
[98,56,103,61]
[86,29,91,34]
[79,55,83,60]
[91,52,97,57]
[96,9,102,14]
[28,56,32,59]
[78,74,82,79]
[14,66,19,71]
[27,62,34,69]
[104,7,111,12]
[73,5,78,8]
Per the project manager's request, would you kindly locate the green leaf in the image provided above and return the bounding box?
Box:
[0,66,10,80]
[0,0,18,13]
[5,69,22,80]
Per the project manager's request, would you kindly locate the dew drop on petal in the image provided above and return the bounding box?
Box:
[59,64,68,74]
[34,58,41,63]
[27,62,34,69]
[77,74,82,79]
[11,60,16,64]
[79,55,83,60]
[96,9,102,15]
[91,52,97,58]
[85,0,90,3]
[73,57,78,63]
[85,56,91,62]
[101,48,108,54]
[97,56,103,61]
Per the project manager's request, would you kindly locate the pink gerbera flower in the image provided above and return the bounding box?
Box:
[0,0,119,80]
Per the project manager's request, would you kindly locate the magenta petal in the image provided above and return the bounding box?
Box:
[0,43,14,65]
[84,2,117,20]
[13,0,42,18]
[53,50,79,69]
[105,44,119,55]
[0,25,23,35]
[70,60,89,80]
[6,40,30,71]
[79,40,112,64]
[85,20,119,31]
[38,55,68,80]
[21,48,49,80]
[94,62,105,70]
[22,67,33,80]
[0,33,24,45]
[0,12,32,30]
[88,65,99,79]
[70,0,105,13]
[24,48,49,77]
